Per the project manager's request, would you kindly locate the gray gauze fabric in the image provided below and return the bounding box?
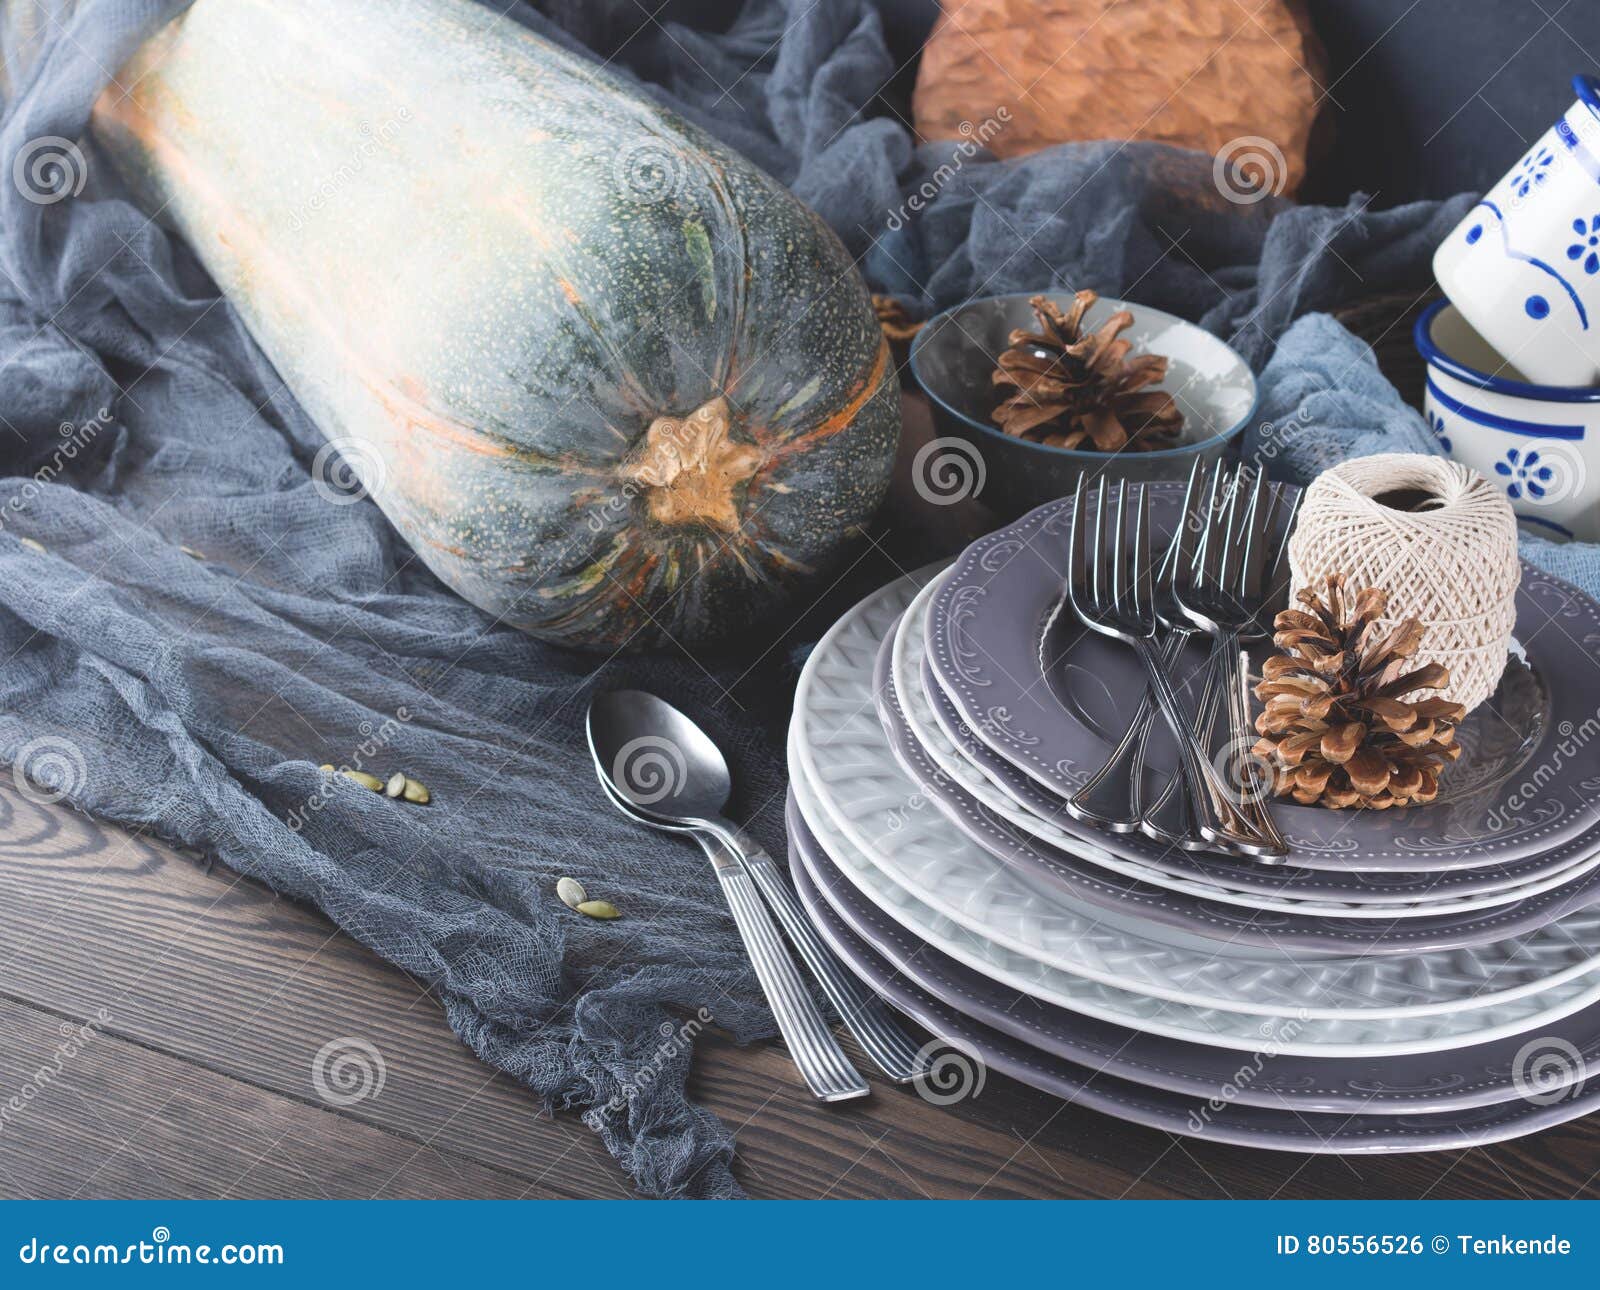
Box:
[0,0,1480,1196]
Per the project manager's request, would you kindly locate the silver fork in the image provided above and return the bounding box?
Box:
[1172,467,1292,859]
[1064,465,1213,834]
[1067,475,1264,852]
[1137,462,1248,848]
[1142,468,1301,849]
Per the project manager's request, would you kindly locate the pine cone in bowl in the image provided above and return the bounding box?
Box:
[991,292,1184,451]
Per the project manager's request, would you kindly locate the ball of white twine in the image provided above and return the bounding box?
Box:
[1286,453,1520,714]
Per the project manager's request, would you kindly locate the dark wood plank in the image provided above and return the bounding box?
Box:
[689,1030,1183,1199]
[0,993,533,1199]
[1,779,1597,1199]
[0,783,1170,1197]
[0,786,633,1199]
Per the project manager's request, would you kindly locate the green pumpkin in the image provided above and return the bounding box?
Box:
[91,0,899,648]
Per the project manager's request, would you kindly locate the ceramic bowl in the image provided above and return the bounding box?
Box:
[1414,298,1600,540]
[1432,75,1600,386]
[907,291,1256,519]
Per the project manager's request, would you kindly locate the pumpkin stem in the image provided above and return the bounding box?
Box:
[618,396,763,533]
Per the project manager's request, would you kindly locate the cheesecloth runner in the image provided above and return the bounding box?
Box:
[0,0,1502,1196]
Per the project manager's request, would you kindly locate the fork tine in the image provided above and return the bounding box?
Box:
[1231,471,1270,599]
[1094,475,1111,615]
[1241,479,1281,599]
[1189,460,1222,581]
[1196,463,1232,593]
[1109,479,1128,616]
[1068,472,1090,619]
[1275,490,1303,569]
[1173,458,1206,588]
[1265,488,1303,603]
[1219,468,1256,598]
[1157,506,1183,582]
[1133,483,1152,622]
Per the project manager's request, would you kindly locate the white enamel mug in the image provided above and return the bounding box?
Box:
[1414,299,1600,541]
[1434,75,1600,386]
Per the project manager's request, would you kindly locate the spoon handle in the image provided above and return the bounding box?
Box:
[710,847,870,1101]
[714,827,926,1084]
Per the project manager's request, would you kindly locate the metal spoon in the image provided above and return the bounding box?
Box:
[587,690,922,1092]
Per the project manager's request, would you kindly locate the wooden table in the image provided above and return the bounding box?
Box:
[0,781,1596,1199]
[3,397,1597,1199]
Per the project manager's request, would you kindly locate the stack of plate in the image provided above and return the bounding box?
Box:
[786,486,1600,1151]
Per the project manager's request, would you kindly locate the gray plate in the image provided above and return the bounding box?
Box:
[788,794,1600,1113]
[905,568,1600,904]
[927,484,1600,872]
[788,808,1600,1150]
[886,634,1600,954]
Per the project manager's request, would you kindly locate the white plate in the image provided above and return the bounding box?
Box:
[790,743,1600,1056]
[790,566,1600,1028]
[894,568,1600,916]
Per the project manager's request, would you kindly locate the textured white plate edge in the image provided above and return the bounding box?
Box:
[792,831,1600,1154]
[789,567,1600,1030]
[789,734,1600,1057]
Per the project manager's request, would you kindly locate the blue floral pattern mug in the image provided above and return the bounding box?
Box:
[1416,300,1597,541]
[1434,76,1600,388]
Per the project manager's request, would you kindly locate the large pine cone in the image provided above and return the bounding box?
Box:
[1252,575,1466,809]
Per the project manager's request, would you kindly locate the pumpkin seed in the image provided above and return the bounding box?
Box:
[341,769,384,792]
[19,538,45,554]
[575,899,620,920]
[556,876,587,909]
[385,771,407,798]
[180,545,206,561]
[401,776,430,804]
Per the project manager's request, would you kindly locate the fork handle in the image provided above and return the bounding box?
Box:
[711,852,870,1102]
[1069,629,1189,831]
[1213,632,1291,859]
[1141,643,1223,848]
[1132,637,1267,853]
[705,824,926,1083]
